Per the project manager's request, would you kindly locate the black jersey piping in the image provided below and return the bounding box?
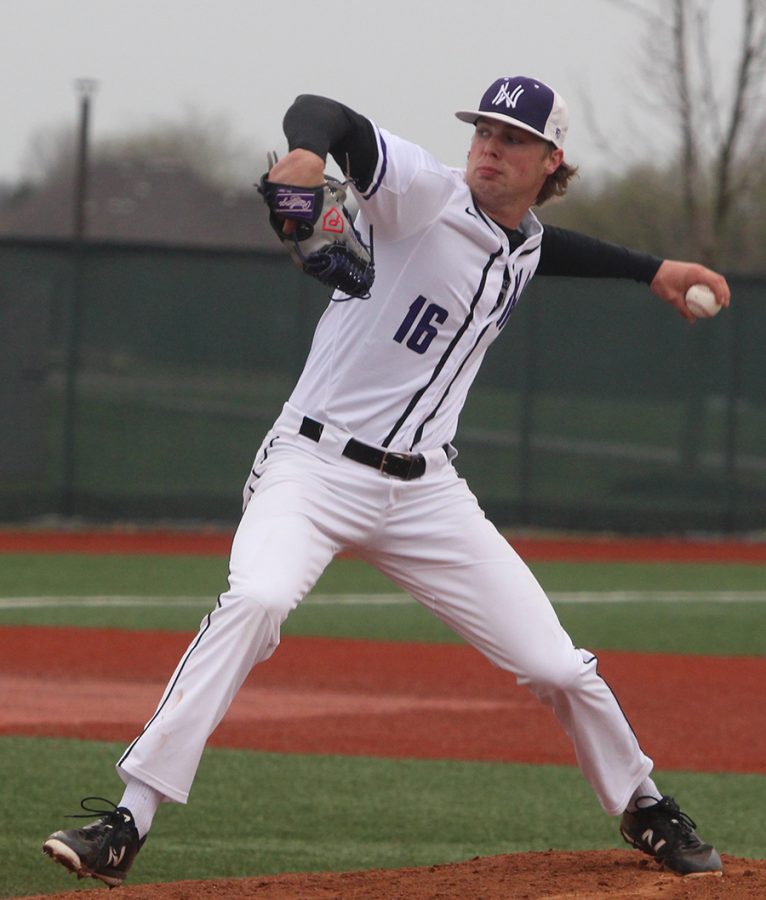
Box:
[475,200,543,259]
[382,248,503,447]
[360,128,388,200]
[497,269,533,331]
[117,595,223,768]
[588,652,645,745]
[472,202,501,236]
[410,322,492,449]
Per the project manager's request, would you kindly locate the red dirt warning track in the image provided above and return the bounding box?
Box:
[3,527,766,562]
[2,627,764,773]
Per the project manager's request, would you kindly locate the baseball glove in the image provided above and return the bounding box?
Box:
[258,174,375,299]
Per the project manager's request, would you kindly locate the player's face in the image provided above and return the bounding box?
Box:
[466,118,563,226]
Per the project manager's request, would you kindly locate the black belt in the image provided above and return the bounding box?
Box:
[298,416,427,480]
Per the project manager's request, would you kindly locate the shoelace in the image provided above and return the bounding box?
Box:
[66,796,122,822]
[636,796,700,847]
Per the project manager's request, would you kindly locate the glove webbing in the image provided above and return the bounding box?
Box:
[288,226,375,299]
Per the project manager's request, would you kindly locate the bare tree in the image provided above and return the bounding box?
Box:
[609,0,766,266]
[19,107,263,190]
[22,123,78,185]
[96,107,262,188]
[600,2,766,477]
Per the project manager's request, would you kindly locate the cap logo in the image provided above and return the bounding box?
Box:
[492,82,524,110]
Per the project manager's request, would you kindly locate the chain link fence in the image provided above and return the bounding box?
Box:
[1,237,764,533]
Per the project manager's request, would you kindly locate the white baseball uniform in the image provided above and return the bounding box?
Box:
[117,113,654,816]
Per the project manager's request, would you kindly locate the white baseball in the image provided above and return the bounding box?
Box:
[685,284,721,318]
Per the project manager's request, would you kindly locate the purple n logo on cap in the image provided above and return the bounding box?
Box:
[488,78,553,134]
[455,75,569,148]
[493,81,526,110]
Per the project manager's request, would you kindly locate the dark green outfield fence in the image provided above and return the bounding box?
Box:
[1,236,764,533]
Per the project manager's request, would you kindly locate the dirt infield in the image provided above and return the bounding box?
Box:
[3,623,766,898]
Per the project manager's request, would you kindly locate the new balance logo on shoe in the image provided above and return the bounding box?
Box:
[106,845,127,868]
[640,828,667,853]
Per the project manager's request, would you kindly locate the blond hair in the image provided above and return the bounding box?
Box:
[536,153,579,206]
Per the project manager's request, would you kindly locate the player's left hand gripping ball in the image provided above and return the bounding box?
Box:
[258,176,375,299]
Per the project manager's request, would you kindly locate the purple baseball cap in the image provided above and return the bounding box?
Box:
[455,76,568,148]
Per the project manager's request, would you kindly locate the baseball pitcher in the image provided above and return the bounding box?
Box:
[43,75,730,886]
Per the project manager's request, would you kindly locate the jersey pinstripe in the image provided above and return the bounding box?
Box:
[288,123,543,452]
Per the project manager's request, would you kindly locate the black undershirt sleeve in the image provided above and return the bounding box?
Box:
[282,94,379,192]
[538,224,663,283]
[282,97,663,285]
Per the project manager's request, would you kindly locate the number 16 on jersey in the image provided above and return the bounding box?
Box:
[393,295,448,355]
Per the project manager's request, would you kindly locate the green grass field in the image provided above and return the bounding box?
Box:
[1,554,763,654]
[1,552,764,897]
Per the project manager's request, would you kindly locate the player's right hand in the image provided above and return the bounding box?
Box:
[649,260,730,323]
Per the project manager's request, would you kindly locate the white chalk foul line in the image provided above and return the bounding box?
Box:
[0,591,765,610]
[0,593,409,610]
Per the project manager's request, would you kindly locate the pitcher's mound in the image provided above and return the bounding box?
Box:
[26,850,766,899]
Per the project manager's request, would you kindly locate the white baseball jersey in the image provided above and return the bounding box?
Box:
[290,126,541,452]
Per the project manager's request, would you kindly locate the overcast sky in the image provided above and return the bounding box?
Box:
[1,0,742,186]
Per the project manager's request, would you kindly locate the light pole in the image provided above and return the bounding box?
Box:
[72,79,98,239]
[60,78,98,517]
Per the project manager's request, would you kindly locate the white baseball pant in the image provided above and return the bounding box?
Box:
[117,402,653,815]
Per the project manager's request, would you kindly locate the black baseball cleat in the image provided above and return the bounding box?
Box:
[620,795,722,876]
[42,797,145,887]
